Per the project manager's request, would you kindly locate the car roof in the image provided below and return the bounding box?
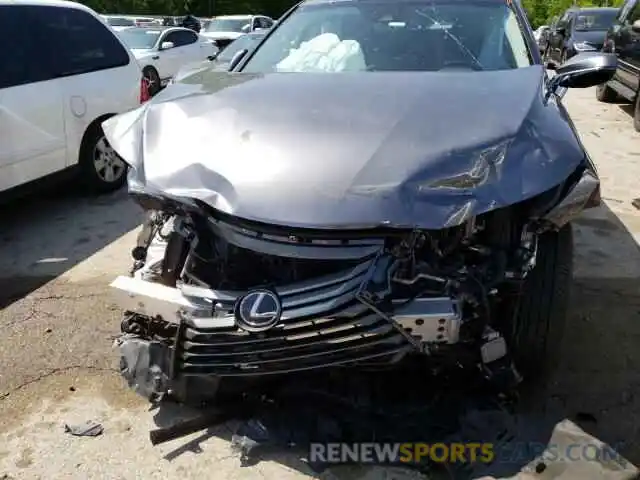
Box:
[121,26,193,33]
[0,0,97,12]
[568,7,618,13]
[213,14,255,19]
[582,7,619,12]
[121,25,164,31]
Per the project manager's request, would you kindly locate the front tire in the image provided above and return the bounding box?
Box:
[506,225,572,383]
[79,123,127,193]
[633,92,640,132]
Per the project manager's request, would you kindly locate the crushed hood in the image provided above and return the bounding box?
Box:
[103,67,586,229]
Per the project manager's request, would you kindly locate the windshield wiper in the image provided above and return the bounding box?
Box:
[415,9,484,70]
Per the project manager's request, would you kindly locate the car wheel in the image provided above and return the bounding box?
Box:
[595,83,618,103]
[79,123,128,193]
[143,66,161,96]
[634,92,640,132]
[504,224,572,384]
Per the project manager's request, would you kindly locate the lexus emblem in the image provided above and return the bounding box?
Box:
[235,289,282,332]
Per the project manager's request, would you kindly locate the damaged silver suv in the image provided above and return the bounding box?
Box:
[105,0,615,404]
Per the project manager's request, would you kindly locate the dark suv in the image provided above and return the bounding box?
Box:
[596,0,640,130]
[544,7,618,66]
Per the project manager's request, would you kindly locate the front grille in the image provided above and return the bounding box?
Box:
[173,259,413,376]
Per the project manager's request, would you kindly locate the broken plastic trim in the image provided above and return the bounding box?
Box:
[541,167,600,229]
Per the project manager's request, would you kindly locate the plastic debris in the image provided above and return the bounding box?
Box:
[64,420,104,437]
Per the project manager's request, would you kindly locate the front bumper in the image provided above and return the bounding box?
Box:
[111,255,462,377]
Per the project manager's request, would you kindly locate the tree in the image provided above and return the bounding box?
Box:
[76,0,298,17]
[522,0,626,28]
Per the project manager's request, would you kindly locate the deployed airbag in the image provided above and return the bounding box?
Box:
[276,33,366,72]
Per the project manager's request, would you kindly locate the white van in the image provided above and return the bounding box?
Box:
[0,0,149,197]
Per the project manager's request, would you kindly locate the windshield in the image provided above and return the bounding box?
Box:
[242,0,532,73]
[574,11,617,31]
[107,17,135,27]
[117,29,161,49]
[205,18,251,33]
[218,34,265,61]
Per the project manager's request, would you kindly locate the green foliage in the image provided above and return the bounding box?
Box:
[521,0,625,28]
[76,0,627,29]
[75,0,299,18]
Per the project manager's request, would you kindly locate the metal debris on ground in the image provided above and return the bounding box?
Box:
[146,362,640,479]
[63,420,104,437]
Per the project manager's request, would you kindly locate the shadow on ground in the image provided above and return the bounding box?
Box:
[618,103,636,119]
[0,185,142,309]
[140,202,640,478]
[530,201,640,463]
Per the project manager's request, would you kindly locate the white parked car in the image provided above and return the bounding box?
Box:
[117,26,218,95]
[200,14,274,49]
[0,0,148,197]
[102,14,136,31]
[533,25,550,42]
[131,16,156,27]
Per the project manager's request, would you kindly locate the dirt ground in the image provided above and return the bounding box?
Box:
[0,86,639,479]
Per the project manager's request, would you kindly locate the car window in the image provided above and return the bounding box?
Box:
[242,0,532,73]
[259,17,273,29]
[163,31,180,46]
[619,0,636,22]
[574,10,618,31]
[177,30,198,46]
[557,11,571,29]
[0,5,55,88]
[165,30,197,47]
[29,6,130,77]
[625,2,640,24]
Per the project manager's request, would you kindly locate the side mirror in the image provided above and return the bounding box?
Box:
[160,41,175,50]
[547,52,617,100]
[632,19,640,32]
[228,48,248,71]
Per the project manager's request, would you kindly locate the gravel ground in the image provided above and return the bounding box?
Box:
[0,87,639,479]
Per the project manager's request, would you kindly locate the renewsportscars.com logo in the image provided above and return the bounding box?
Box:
[309,442,630,466]
[311,443,494,464]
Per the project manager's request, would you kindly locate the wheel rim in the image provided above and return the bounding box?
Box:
[145,71,159,94]
[93,136,126,183]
